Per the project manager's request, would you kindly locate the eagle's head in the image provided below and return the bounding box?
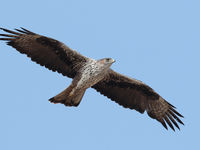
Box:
[97,58,115,68]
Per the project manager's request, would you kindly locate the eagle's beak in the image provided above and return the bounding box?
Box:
[112,59,116,63]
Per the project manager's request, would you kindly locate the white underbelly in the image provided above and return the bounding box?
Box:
[76,61,107,89]
[76,71,104,89]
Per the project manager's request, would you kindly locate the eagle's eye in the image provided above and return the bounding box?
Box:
[105,58,110,62]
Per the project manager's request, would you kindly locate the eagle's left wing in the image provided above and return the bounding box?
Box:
[0,28,88,78]
[92,69,184,131]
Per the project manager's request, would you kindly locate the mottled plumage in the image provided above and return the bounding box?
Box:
[0,27,184,131]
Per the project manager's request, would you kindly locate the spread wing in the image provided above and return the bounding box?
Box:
[92,70,184,131]
[0,27,88,78]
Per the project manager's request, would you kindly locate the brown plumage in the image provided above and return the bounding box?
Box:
[0,27,184,131]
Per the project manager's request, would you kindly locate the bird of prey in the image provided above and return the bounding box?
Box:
[0,27,184,131]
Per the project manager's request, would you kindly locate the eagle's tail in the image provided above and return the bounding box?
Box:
[49,85,86,107]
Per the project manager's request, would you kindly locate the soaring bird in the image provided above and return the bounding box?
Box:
[0,27,184,131]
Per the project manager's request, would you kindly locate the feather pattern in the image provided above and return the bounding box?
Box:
[92,70,184,131]
[0,27,88,78]
[0,27,184,131]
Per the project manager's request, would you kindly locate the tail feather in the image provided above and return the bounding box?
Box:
[49,85,86,107]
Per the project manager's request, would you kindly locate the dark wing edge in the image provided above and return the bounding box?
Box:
[0,27,88,78]
[92,70,184,131]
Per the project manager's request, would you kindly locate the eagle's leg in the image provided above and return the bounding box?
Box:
[49,84,86,107]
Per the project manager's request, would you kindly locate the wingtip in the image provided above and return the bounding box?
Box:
[167,102,176,108]
[49,97,58,104]
[171,108,184,118]
[0,27,22,35]
[163,125,168,130]
[0,27,6,31]
[0,38,12,41]
[180,121,184,125]
[20,27,34,34]
[49,97,55,102]
[160,119,168,130]
[20,27,27,30]
[20,27,26,31]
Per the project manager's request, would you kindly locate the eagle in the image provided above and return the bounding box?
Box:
[0,27,184,131]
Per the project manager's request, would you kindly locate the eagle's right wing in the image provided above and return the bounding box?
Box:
[0,27,88,78]
[92,70,184,131]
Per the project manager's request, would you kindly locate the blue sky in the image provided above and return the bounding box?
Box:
[0,0,199,149]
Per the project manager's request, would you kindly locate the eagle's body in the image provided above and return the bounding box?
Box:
[76,58,114,89]
[0,27,184,131]
[50,58,115,106]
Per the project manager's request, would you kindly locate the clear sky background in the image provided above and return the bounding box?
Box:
[0,0,199,150]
